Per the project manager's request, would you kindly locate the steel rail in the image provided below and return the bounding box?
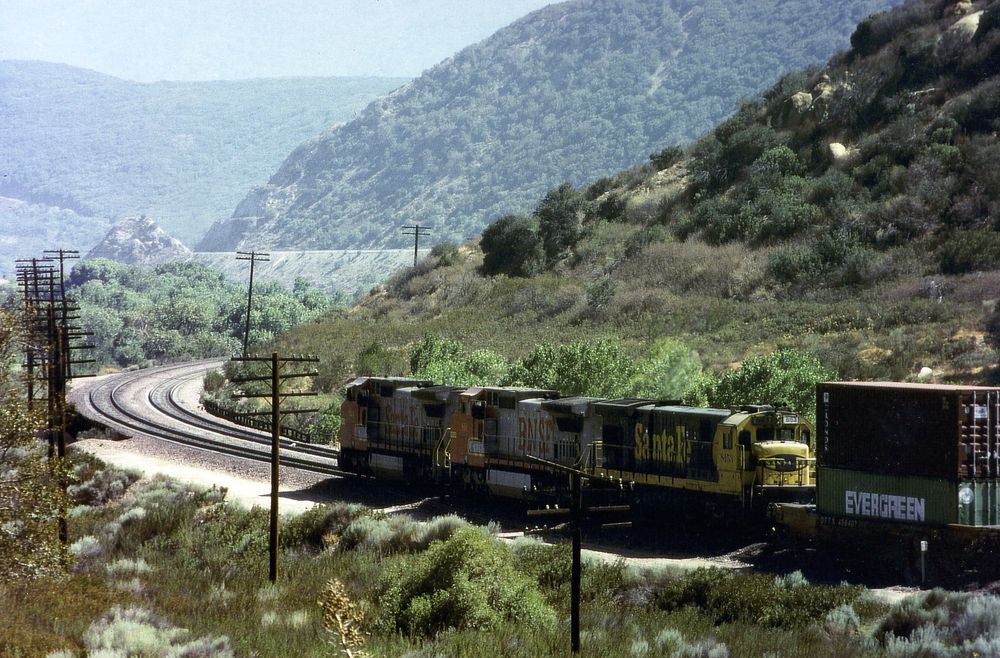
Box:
[150,369,339,459]
[82,362,347,478]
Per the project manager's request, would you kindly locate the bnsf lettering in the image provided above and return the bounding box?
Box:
[518,415,554,454]
[382,400,423,439]
[844,490,926,522]
[634,422,690,465]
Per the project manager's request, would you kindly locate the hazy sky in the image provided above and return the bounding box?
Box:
[0,0,557,81]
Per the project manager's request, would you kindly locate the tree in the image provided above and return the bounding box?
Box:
[479,214,543,277]
[630,339,703,400]
[506,338,634,398]
[689,349,835,420]
[536,182,584,266]
[409,333,508,386]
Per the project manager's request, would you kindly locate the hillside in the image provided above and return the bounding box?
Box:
[200,0,900,252]
[271,0,1000,403]
[0,61,407,260]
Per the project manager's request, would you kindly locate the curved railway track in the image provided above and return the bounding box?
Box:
[76,360,347,478]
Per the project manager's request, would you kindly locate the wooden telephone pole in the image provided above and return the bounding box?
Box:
[236,251,270,357]
[230,352,319,582]
[401,224,431,267]
[526,457,631,654]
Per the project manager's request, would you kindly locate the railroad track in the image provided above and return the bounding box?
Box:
[78,360,348,478]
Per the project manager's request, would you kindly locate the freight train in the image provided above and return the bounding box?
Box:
[338,376,815,511]
[770,382,1000,555]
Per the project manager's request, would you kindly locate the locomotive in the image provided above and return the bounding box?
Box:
[338,376,815,511]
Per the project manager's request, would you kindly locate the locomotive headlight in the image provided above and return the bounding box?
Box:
[958,485,974,506]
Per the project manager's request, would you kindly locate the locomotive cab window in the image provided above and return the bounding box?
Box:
[723,432,733,450]
[739,430,751,448]
[756,428,774,442]
[499,395,516,410]
[801,429,811,445]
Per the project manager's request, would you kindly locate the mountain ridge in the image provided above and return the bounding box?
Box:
[200,0,901,253]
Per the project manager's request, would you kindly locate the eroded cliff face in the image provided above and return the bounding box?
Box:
[86,215,191,266]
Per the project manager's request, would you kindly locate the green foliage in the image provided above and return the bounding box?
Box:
[479,214,544,278]
[649,145,684,171]
[536,182,585,266]
[654,568,863,628]
[876,589,1000,656]
[506,338,635,397]
[629,339,703,400]
[409,333,510,386]
[69,258,334,367]
[0,310,70,582]
[689,349,834,418]
[375,526,555,637]
[939,230,1000,274]
[200,0,891,251]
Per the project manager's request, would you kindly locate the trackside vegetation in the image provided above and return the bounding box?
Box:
[63,258,342,369]
[7,457,1000,657]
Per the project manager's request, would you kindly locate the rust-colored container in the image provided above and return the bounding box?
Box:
[816,382,1000,481]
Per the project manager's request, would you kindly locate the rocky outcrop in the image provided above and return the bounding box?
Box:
[86,215,191,266]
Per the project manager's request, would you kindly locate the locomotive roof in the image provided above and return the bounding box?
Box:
[461,386,559,398]
[346,376,434,388]
[541,397,602,415]
[652,405,732,419]
[592,399,657,412]
[409,385,465,401]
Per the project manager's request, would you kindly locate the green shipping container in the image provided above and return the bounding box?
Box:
[817,467,1000,527]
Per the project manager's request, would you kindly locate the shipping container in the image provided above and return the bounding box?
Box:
[817,466,1000,527]
[816,382,1000,481]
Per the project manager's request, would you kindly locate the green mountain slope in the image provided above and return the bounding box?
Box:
[0,61,407,248]
[273,0,1000,399]
[200,0,900,252]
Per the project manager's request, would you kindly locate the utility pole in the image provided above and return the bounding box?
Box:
[230,352,319,582]
[526,459,631,655]
[401,224,431,267]
[236,251,270,358]
[15,251,95,544]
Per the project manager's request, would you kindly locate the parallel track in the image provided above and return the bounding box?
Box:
[81,360,348,478]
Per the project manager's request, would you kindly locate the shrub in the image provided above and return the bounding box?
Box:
[595,192,627,222]
[876,589,1000,656]
[939,230,1000,274]
[409,333,509,386]
[630,339,703,400]
[81,605,234,657]
[654,568,861,628]
[506,338,635,398]
[690,349,835,419]
[375,526,555,637]
[537,182,585,266]
[766,245,822,284]
[430,241,460,267]
[479,214,544,277]
[68,462,141,506]
[649,145,684,171]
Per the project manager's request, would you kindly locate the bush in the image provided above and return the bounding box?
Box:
[506,338,635,397]
[649,145,684,171]
[81,605,234,657]
[939,230,1000,274]
[479,214,544,277]
[537,182,585,266]
[690,349,835,419]
[877,589,1000,656]
[409,333,509,386]
[375,526,555,637]
[654,568,862,628]
[766,245,822,284]
[630,339,703,400]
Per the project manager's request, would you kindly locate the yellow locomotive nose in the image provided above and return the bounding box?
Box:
[754,442,813,487]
